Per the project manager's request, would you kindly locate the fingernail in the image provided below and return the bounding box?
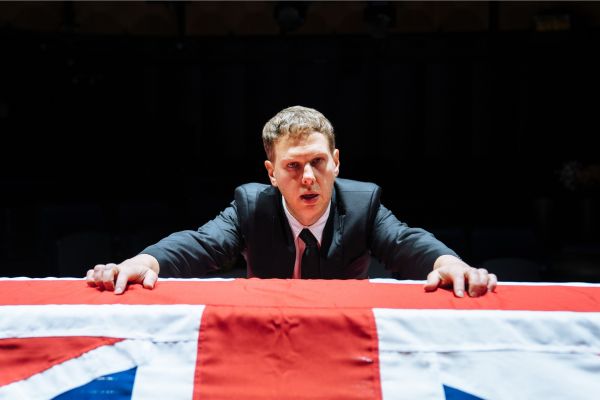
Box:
[115,286,123,294]
[456,290,464,298]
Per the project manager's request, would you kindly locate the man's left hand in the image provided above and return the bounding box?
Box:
[424,255,497,297]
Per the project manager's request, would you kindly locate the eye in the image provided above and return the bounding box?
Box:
[311,158,324,166]
[287,162,299,169]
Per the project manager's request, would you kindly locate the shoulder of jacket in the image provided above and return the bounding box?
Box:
[233,183,277,209]
[334,178,381,193]
[235,182,272,195]
[334,178,382,219]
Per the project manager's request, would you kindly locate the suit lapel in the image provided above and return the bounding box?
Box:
[255,186,296,278]
[320,186,345,278]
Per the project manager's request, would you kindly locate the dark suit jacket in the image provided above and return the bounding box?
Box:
[142,178,457,279]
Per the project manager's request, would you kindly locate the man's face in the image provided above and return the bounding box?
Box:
[265,132,340,226]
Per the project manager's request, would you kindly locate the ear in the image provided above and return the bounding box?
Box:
[333,149,340,177]
[264,160,278,187]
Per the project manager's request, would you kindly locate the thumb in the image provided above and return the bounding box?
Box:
[424,270,442,292]
[142,269,158,290]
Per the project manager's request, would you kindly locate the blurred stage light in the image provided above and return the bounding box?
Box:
[274,2,309,34]
[364,1,395,39]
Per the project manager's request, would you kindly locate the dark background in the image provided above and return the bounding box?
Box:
[1,1,599,281]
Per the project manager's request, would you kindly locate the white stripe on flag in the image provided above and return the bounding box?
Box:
[374,309,600,353]
[374,308,600,400]
[0,305,204,341]
[131,338,199,400]
[437,350,600,400]
[0,305,204,400]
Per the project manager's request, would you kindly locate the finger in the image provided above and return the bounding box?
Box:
[424,270,442,292]
[467,268,486,297]
[478,268,490,289]
[473,268,495,297]
[142,269,158,290]
[478,268,492,295]
[114,267,129,295]
[86,269,96,286]
[102,264,118,291]
[93,268,106,290]
[451,270,466,298]
[488,273,498,292]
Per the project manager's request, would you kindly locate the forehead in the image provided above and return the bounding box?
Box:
[274,132,330,159]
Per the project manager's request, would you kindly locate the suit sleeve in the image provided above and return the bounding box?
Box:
[368,189,459,279]
[141,199,245,278]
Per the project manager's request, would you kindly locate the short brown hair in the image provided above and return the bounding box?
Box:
[262,105,335,161]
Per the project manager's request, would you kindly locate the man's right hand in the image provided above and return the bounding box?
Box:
[86,254,160,295]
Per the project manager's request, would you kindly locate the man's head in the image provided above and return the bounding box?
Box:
[262,105,335,162]
[263,106,340,226]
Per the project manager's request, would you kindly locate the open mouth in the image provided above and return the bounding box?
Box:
[300,194,319,201]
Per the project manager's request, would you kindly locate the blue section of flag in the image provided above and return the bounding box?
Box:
[52,367,137,399]
[443,384,484,400]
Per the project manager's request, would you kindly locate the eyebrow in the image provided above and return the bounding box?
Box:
[281,152,328,162]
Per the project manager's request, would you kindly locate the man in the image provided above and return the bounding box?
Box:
[87,106,497,297]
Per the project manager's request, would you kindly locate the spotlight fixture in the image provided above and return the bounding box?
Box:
[274,2,310,34]
[364,1,395,39]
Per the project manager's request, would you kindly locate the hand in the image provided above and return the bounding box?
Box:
[86,254,159,295]
[424,255,497,297]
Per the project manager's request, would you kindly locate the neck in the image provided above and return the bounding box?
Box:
[283,201,326,227]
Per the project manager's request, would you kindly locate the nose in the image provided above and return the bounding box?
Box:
[302,164,316,186]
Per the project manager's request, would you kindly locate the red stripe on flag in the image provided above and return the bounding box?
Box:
[1,280,600,312]
[0,336,123,386]
[194,306,382,400]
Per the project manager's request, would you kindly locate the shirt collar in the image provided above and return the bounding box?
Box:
[281,196,330,245]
